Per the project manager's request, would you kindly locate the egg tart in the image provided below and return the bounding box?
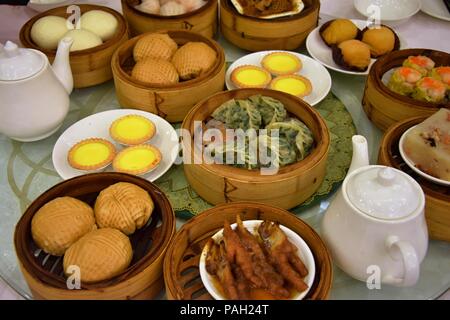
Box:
[113,144,162,175]
[269,75,312,98]
[231,65,272,88]
[261,52,302,75]
[68,138,116,171]
[110,114,156,146]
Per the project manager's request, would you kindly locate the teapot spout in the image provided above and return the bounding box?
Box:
[52,37,73,94]
[347,135,370,174]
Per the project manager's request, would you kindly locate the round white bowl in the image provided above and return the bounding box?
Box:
[199,219,316,300]
[354,0,421,25]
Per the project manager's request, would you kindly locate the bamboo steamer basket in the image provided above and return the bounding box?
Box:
[182,88,330,209]
[122,0,218,38]
[112,30,226,123]
[163,201,333,300]
[362,49,450,131]
[220,0,320,51]
[378,117,450,242]
[14,173,176,300]
[20,5,129,89]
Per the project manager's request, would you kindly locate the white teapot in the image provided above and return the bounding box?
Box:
[0,38,73,141]
[321,135,428,287]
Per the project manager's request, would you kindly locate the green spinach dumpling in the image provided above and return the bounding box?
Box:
[212,99,262,130]
[248,95,287,126]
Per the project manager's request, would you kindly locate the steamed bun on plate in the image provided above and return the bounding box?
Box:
[31,16,72,50]
[80,10,118,41]
[63,29,103,52]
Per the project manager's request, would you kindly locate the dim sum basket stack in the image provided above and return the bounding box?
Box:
[121,0,218,38]
[362,49,450,131]
[163,202,333,299]
[220,0,320,51]
[111,30,226,123]
[378,118,450,242]
[14,173,176,299]
[181,88,330,210]
[20,4,129,89]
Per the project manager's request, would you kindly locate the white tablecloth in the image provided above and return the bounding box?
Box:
[0,0,449,300]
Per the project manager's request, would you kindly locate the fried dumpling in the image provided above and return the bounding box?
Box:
[361,25,399,58]
[171,42,216,80]
[31,197,96,256]
[63,228,132,283]
[320,19,360,47]
[332,39,371,72]
[94,182,154,235]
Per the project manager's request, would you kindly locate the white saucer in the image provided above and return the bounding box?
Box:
[52,109,179,182]
[306,19,406,76]
[226,51,332,106]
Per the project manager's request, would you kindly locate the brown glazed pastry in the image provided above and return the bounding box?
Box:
[360,25,400,58]
[171,42,217,80]
[319,19,361,47]
[133,33,178,62]
[94,182,154,235]
[332,39,371,72]
[131,58,179,85]
[31,197,96,256]
[63,228,132,283]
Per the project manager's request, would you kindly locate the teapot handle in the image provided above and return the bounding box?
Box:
[383,235,420,287]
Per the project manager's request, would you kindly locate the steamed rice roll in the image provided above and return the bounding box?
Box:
[387,67,422,96]
[403,55,435,76]
[412,77,446,103]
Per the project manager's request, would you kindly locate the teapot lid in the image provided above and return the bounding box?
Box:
[346,166,421,220]
[0,41,45,81]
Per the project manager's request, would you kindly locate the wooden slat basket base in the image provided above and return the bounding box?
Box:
[163,202,333,300]
[378,117,450,242]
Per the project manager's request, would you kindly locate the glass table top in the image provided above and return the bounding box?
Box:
[0,34,449,300]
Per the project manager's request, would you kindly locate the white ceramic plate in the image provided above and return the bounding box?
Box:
[421,0,450,22]
[199,220,316,300]
[306,19,406,76]
[52,109,179,181]
[354,0,421,24]
[27,0,75,12]
[226,51,332,106]
[399,126,450,187]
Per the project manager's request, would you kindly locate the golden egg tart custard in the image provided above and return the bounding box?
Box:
[110,114,156,146]
[113,144,162,176]
[261,52,303,75]
[231,65,272,88]
[270,75,312,98]
[68,138,116,171]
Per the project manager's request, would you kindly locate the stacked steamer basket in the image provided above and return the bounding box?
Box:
[20,5,129,89]
[163,202,333,300]
[14,173,175,299]
[182,88,330,210]
[362,49,450,131]
[220,0,320,51]
[378,118,450,242]
[111,30,226,122]
[121,0,218,37]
